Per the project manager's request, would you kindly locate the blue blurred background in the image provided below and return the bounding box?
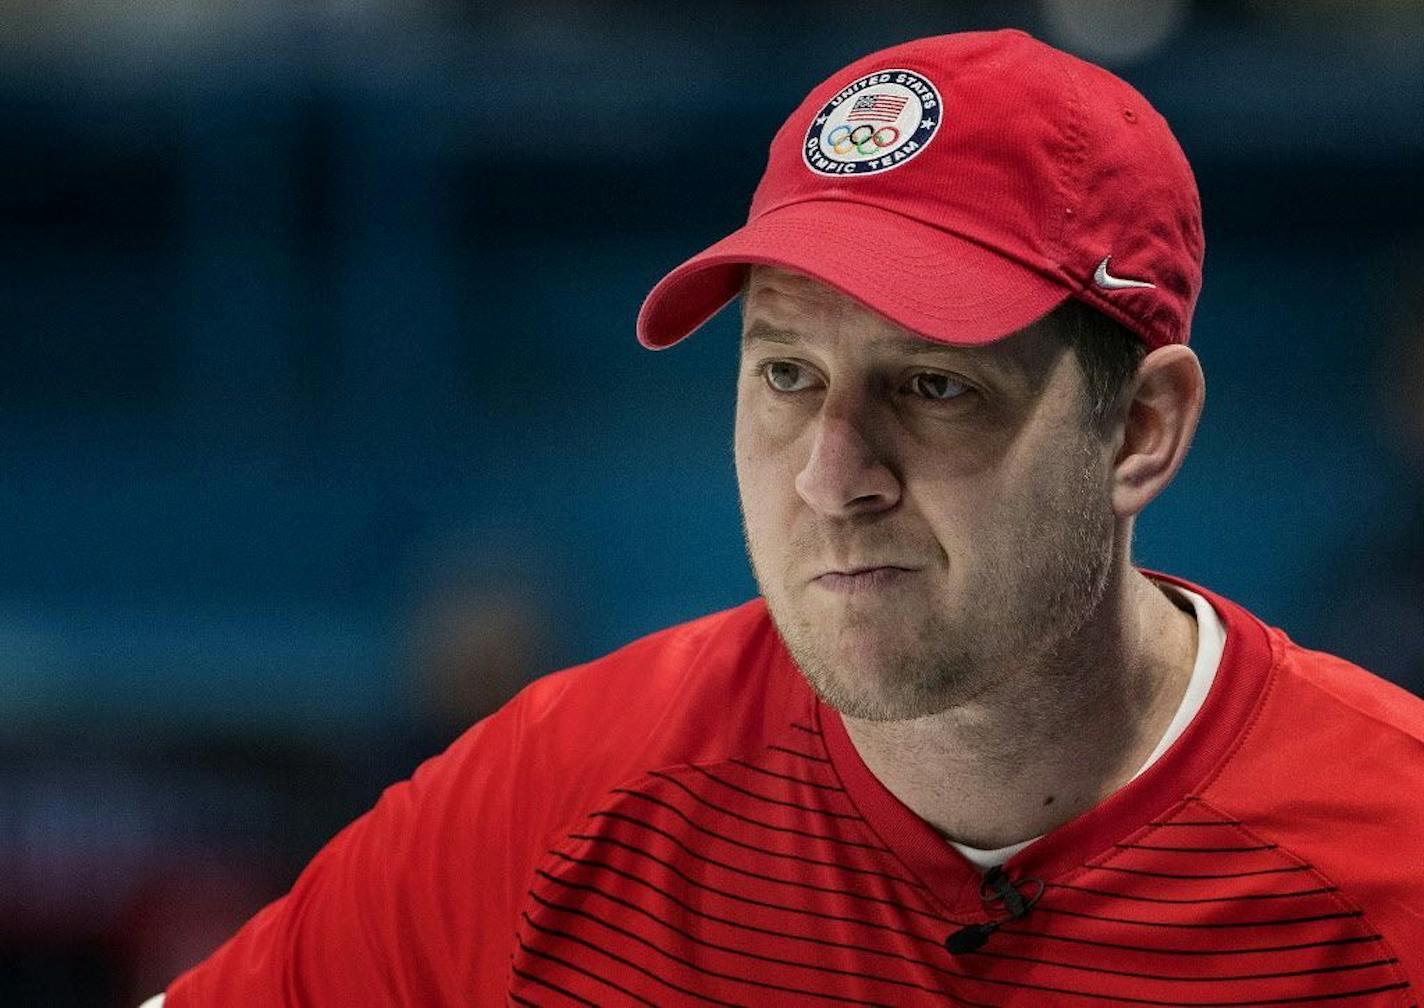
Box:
[2,1,1422,1003]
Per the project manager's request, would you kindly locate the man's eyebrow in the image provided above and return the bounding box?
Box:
[740,320,978,358]
[740,320,1008,367]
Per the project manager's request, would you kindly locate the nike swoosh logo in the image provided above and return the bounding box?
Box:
[1094,256,1156,290]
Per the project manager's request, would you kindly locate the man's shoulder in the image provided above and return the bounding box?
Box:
[434,596,805,810]
[1163,571,1424,757]
[517,595,787,723]
[1269,627,1424,747]
[1193,621,1424,953]
[1204,616,1424,813]
[160,600,803,1008]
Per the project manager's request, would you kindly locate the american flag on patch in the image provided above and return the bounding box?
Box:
[846,92,909,122]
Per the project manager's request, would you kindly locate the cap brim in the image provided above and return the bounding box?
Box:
[637,199,1071,350]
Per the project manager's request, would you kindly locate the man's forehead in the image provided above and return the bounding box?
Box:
[740,268,1065,381]
[741,267,953,351]
[742,266,873,324]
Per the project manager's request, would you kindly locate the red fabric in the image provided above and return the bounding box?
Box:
[167,574,1424,1005]
[637,29,1203,352]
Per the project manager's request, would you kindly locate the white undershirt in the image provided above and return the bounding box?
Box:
[950,583,1227,870]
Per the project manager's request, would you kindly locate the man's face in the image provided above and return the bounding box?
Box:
[735,266,1119,721]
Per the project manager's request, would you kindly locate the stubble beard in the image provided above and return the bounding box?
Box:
[747,442,1116,723]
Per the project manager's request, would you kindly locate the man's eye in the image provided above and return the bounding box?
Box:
[762,361,814,393]
[909,372,969,401]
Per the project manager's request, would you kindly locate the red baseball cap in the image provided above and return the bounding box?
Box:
[636,29,1203,351]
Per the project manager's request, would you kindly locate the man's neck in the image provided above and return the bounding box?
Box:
[840,570,1200,850]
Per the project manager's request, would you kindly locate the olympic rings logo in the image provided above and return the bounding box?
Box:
[826,123,901,156]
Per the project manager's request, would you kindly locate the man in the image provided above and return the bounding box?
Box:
[152,28,1424,1006]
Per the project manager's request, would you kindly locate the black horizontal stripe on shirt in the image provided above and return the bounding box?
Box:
[1171,984,1415,1007]
[1114,843,1278,853]
[967,945,1399,984]
[910,962,1409,1007]
[845,922,1413,1008]
[1045,882,1337,904]
[702,903,1412,1008]
[790,722,819,735]
[765,743,832,764]
[526,888,1000,1007]
[1148,820,1245,827]
[993,927,1383,958]
[1036,906,1365,929]
[593,802,921,886]
[568,824,950,921]
[523,907,912,1008]
[1093,865,1312,881]
[536,865,966,979]
[510,955,602,1007]
[546,848,949,947]
[507,992,539,1007]
[727,757,845,792]
[687,763,863,819]
[642,770,881,849]
[519,916,750,1008]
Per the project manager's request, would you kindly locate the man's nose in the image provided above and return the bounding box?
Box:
[794,408,901,519]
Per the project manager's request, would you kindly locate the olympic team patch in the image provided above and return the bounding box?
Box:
[803,69,942,176]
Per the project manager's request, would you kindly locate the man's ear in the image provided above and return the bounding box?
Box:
[1110,345,1205,519]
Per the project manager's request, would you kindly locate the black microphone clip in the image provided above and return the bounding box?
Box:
[944,919,998,953]
[944,865,1044,956]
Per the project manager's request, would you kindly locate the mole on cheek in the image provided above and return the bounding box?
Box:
[1042,795,1055,806]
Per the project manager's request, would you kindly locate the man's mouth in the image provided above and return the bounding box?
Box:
[813,566,914,592]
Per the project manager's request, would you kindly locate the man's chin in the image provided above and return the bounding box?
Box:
[804,672,953,723]
[797,596,918,640]
[788,637,985,722]
[785,642,946,719]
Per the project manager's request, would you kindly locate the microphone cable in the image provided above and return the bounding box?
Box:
[944,865,1045,955]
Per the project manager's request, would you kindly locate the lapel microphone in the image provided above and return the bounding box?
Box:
[944,866,1045,955]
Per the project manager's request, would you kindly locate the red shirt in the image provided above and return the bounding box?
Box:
[167,573,1424,1005]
